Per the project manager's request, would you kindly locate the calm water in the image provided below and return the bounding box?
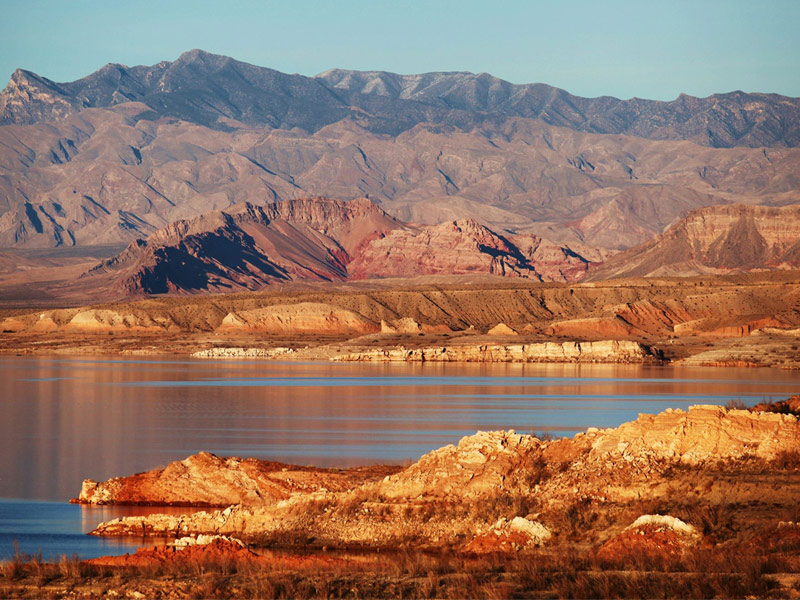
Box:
[1,356,799,559]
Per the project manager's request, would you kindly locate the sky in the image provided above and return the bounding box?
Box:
[1,0,799,101]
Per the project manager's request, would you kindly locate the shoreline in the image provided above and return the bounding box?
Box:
[4,400,800,598]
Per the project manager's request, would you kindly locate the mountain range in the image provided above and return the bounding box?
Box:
[4,49,800,147]
[1,49,799,298]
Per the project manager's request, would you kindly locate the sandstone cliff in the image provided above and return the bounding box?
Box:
[334,340,657,363]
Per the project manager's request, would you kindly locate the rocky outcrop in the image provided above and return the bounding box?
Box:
[191,347,295,359]
[86,403,800,552]
[376,430,541,500]
[63,309,167,332]
[487,323,518,336]
[73,197,604,298]
[588,405,800,465]
[347,219,543,280]
[464,517,552,554]
[751,395,800,417]
[596,515,699,566]
[335,340,657,363]
[73,452,399,506]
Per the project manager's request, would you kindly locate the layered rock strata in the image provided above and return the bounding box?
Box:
[334,340,657,363]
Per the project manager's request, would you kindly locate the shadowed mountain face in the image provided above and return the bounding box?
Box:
[1,50,799,255]
[586,204,800,279]
[79,197,597,297]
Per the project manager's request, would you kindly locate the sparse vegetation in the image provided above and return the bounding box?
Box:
[726,398,748,410]
[2,541,793,599]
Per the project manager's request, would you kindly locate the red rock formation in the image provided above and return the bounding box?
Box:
[78,197,601,298]
[596,515,699,566]
[73,452,399,506]
[85,404,800,550]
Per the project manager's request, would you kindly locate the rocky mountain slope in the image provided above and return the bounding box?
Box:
[588,204,800,279]
[1,50,799,252]
[77,197,595,296]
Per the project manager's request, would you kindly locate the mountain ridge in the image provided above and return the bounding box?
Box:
[77,196,596,298]
[3,49,799,147]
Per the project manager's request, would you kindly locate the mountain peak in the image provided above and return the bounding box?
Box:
[177,48,216,61]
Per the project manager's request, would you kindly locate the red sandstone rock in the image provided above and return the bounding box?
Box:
[596,515,699,566]
[74,452,398,506]
[751,395,800,417]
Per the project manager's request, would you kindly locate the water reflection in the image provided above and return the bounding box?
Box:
[0,357,797,502]
[0,500,190,560]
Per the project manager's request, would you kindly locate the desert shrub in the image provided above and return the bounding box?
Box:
[0,550,25,582]
[726,398,748,410]
[773,449,800,470]
[57,553,85,581]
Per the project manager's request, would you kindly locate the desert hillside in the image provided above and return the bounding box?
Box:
[74,196,600,298]
[589,204,800,279]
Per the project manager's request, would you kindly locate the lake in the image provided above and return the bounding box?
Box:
[1,356,798,559]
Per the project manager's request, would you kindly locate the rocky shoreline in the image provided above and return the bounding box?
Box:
[4,400,800,598]
[79,403,800,553]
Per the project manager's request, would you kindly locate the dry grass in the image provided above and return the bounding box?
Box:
[2,541,792,599]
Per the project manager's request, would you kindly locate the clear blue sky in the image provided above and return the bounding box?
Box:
[2,0,799,100]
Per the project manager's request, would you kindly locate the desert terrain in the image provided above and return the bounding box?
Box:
[2,46,800,599]
[0,270,799,370]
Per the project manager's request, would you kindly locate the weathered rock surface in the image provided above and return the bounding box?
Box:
[191,347,294,359]
[596,515,699,565]
[86,403,800,552]
[334,340,656,363]
[751,395,800,417]
[347,219,544,280]
[589,405,800,465]
[74,451,399,506]
[487,323,518,336]
[377,430,541,500]
[217,303,379,335]
[68,197,606,298]
[464,517,552,554]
